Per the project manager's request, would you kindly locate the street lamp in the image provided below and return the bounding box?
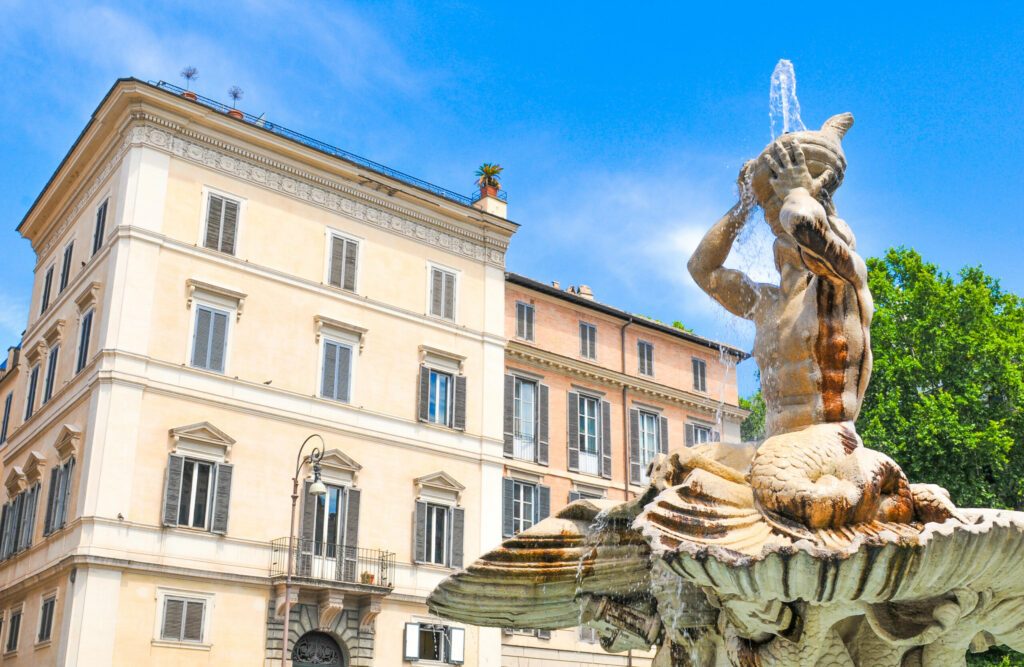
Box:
[282,434,328,667]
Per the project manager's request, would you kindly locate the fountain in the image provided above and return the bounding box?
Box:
[428,65,1024,666]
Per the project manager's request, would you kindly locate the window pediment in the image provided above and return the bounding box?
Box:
[419,345,465,373]
[23,451,47,484]
[43,320,67,347]
[185,279,246,320]
[75,281,102,313]
[25,341,47,365]
[5,467,27,496]
[313,448,362,486]
[55,425,82,460]
[314,315,367,352]
[415,471,465,504]
[170,422,235,461]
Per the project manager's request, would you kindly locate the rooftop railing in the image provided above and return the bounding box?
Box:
[270,538,395,589]
[150,81,507,207]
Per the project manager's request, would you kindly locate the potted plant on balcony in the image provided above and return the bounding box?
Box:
[475,163,503,199]
[360,571,376,585]
[226,86,244,120]
[180,66,199,101]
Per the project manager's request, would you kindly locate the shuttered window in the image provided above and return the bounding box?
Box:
[502,478,550,537]
[43,458,75,535]
[328,234,359,292]
[515,302,534,341]
[190,305,229,373]
[414,502,463,567]
[630,409,668,484]
[577,394,600,475]
[42,345,59,404]
[5,609,20,652]
[91,200,108,256]
[320,340,353,403]
[37,596,55,643]
[203,194,240,255]
[685,422,718,446]
[59,242,74,293]
[1,485,40,558]
[638,340,654,376]
[0,392,12,444]
[513,377,536,460]
[579,322,596,359]
[40,265,54,314]
[76,310,94,374]
[404,623,465,664]
[429,267,457,320]
[161,455,233,534]
[692,357,707,392]
[160,596,206,643]
[24,366,39,420]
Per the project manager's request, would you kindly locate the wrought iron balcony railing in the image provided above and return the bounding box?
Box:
[270,537,395,589]
[149,81,507,206]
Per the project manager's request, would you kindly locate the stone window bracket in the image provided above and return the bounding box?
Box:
[314,315,367,353]
[185,279,246,321]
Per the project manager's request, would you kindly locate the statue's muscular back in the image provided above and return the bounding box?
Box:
[754,264,872,438]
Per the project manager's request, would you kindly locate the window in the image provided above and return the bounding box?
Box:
[176,459,213,529]
[692,357,707,392]
[160,596,205,643]
[190,305,229,373]
[638,340,654,376]
[685,422,715,446]
[579,625,598,644]
[91,200,108,256]
[328,234,359,292]
[428,369,452,426]
[0,485,41,559]
[502,478,549,537]
[42,346,59,404]
[59,242,74,293]
[512,480,534,534]
[24,366,39,420]
[37,596,55,643]
[76,310,94,374]
[43,458,75,535]
[429,267,457,320]
[423,504,449,566]
[40,266,54,314]
[577,394,600,474]
[0,393,12,445]
[203,193,239,255]
[638,411,659,482]
[320,339,353,403]
[579,322,596,359]
[515,302,534,341]
[404,622,465,664]
[5,608,20,653]
[513,377,536,460]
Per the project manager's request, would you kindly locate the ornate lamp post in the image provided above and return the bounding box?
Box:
[282,434,328,666]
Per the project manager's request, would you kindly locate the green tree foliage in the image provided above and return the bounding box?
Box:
[740,391,766,441]
[857,247,1024,510]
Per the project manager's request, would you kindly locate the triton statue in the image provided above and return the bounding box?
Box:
[428,115,1024,666]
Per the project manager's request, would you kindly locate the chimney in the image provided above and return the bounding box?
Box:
[551,281,560,289]
[577,285,594,301]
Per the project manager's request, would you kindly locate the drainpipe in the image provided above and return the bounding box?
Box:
[620,317,633,501]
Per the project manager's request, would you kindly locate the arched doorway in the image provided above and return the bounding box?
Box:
[292,631,345,667]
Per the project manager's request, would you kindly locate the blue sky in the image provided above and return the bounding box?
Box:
[2,2,1022,395]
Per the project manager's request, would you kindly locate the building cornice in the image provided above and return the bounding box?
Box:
[506,341,749,421]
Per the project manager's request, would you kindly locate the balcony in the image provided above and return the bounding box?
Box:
[270,539,396,633]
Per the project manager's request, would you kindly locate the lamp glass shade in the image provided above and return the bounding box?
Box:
[308,478,328,497]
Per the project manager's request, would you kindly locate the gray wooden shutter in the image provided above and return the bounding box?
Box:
[502,478,514,537]
[43,467,58,536]
[659,416,670,454]
[537,383,549,466]
[343,240,358,291]
[600,400,612,479]
[343,488,361,581]
[502,374,515,457]
[321,342,337,399]
[337,345,352,403]
[450,507,465,568]
[430,269,444,317]
[329,236,346,287]
[204,195,223,250]
[191,308,212,368]
[20,486,38,550]
[220,199,238,254]
[526,307,534,341]
[209,310,228,372]
[443,271,456,319]
[183,600,205,642]
[211,463,233,535]
[536,485,550,523]
[0,504,8,559]
[57,459,74,529]
[298,481,316,576]
[417,366,430,421]
[567,392,580,472]
[161,598,184,640]
[629,409,641,485]
[413,501,427,563]
[536,629,551,640]
[685,423,696,447]
[41,266,53,313]
[713,429,721,442]
[77,310,93,373]
[452,375,467,431]
[92,200,107,255]
[162,455,185,526]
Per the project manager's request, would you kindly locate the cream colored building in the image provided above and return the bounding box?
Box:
[0,78,516,666]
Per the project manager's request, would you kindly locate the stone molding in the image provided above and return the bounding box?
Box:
[124,114,508,267]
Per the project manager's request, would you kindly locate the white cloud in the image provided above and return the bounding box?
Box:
[0,292,26,344]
